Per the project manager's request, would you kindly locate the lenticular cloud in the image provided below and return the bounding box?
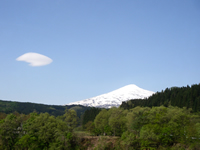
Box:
[16,52,53,67]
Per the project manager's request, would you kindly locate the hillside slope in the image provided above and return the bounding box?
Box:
[0,100,90,117]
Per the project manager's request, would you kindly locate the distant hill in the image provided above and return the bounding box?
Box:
[120,83,200,112]
[0,100,90,118]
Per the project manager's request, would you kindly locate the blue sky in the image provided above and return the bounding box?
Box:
[0,0,200,105]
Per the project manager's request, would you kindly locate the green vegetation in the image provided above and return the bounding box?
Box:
[120,84,200,112]
[83,106,200,149]
[2,106,199,149]
[0,109,80,150]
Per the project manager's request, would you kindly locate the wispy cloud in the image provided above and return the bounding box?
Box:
[16,52,53,67]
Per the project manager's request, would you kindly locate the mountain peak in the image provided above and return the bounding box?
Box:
[114,84,142,91]
[67,84,155,108]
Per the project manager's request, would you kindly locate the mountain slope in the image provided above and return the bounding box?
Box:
[68,84,155,108]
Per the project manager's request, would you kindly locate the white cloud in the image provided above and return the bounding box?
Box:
[16,52,53,67]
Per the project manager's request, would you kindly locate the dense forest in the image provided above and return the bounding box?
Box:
[120,84,200,112]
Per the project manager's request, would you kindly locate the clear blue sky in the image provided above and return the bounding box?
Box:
[0,0,200,105]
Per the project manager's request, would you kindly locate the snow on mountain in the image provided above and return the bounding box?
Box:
[67,84,155,108]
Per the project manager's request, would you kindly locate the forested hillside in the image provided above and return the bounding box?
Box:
[0,100,90,118]
[120,84,200,112]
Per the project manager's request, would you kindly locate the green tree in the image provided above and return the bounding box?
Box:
[126,107,150,137]
[63,109,78,132]
[0,114,20,150]
[94,109,110,135]
[108,108,127,136]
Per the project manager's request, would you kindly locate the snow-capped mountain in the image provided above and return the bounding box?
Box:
[67,84,155,108]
